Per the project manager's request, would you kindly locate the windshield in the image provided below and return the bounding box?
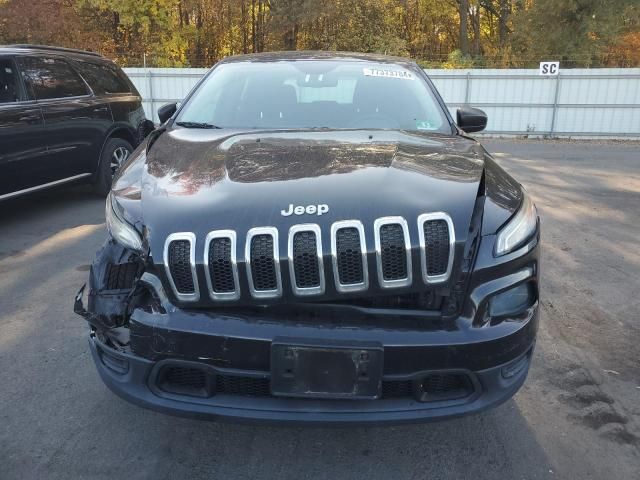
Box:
[176,60,450,133]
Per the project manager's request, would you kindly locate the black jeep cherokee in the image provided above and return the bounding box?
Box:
[75,52,540,424]
[0,44,153,200]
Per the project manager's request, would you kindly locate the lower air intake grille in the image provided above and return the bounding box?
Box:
[215,375,271,397]
[381,380,413,399]
[157,366,208,397]
[424,220,450,276]
[292,231,320,288]
[335,227,364,285]
[156,365,476,402]
[379,224,407,280]
[250,234,277,291]
[164,366,206,388]
[419,373,472,401]
[208,237,235,293]
[168,240,195,293]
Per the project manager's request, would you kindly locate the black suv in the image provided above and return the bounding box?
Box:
[0,45,153,200]
[76,52,540,424]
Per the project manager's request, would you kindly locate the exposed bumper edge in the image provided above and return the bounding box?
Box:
[89,334,534,426]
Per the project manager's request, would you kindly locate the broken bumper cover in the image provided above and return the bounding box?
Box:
[78,231,539,424]
[89,332,535,425]
[84,288,538,425]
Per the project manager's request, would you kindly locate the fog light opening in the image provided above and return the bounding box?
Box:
[99,348,129,375]
[501,353,530,379]
[489,282,534,318]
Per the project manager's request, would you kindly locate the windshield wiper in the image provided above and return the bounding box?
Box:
[175,121,221,129]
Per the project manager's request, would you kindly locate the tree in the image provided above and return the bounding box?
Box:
[511,0,636,67]
[458,0,469,55]
[498,0,510,46]
[0,0,637,67]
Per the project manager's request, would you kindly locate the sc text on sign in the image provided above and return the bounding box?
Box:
[539,61,560,76]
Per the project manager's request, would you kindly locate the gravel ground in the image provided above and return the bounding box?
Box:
[0,139,638,479]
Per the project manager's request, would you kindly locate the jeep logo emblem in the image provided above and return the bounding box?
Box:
[281,204,329,217]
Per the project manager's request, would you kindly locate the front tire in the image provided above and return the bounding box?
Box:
[93,138,133,196]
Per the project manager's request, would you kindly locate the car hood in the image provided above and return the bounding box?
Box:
[118,128,521,269]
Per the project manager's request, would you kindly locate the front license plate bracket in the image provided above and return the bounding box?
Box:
[270,340,383,400]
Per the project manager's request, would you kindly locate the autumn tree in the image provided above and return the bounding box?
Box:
[512,0,638,67]
[0,0,637,67]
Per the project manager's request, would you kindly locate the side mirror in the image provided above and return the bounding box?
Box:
[456,107,487,133]
[157,102,177,124]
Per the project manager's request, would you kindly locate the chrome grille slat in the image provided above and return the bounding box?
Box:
[288,224,325,296]
[245,227,282,299]
[424,221,450,275]
[374,216,412,288]
[163,232,199,302]
[204,230,240,301]
[331,220,368,293]
[417,212,455,284]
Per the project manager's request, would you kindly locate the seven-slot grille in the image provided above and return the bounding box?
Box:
[163,214,454,301]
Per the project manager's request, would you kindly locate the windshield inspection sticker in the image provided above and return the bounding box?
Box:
[363,68,414,80]
[416,120,437,130]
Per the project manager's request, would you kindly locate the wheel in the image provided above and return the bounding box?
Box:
[93,138,133,196]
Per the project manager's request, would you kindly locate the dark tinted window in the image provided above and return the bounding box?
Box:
[19,56,89,100]
[0,59,20,103]
[77,61,131,94]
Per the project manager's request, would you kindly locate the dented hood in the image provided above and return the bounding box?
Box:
[123,128,519,263]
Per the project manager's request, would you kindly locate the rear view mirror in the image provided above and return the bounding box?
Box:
[456,107,487,133]
[158,102,177,124]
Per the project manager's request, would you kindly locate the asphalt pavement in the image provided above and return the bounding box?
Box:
[0,139,638,479]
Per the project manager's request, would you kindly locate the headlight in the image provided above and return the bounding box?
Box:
[494,190,537,256]
[105,192,143,252]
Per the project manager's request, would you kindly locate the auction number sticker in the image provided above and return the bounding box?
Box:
[363,68,414,80]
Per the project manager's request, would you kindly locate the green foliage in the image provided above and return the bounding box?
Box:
[0,0,637,67]
[443,50,478,68]
[511,0,635,67]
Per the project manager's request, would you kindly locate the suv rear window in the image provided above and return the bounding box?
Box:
[19,56,89,100]
[77,61,131,95]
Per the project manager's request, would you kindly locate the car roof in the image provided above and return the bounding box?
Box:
[219,50,418,67]
[0,44,105,60]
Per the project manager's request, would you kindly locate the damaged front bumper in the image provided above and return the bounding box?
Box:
[75,237,539,425]
[86,329,535,425]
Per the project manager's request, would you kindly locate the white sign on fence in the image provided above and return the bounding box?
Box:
[539,61,560,76]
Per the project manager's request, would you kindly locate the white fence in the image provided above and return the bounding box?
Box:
[123,67,640,138]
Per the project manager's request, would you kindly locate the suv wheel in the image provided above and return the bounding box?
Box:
[94,138,133,196]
